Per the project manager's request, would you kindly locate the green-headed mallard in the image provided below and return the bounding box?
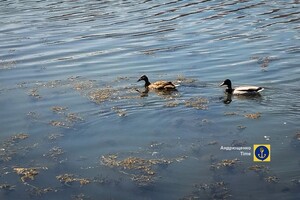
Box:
[220,79,264,95]
[137,75,176,90]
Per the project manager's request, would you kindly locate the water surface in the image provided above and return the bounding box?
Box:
[1,0,300,199]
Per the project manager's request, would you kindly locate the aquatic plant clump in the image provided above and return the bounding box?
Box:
[56,174,91,186]
[185,97,208,110]
[101,155,172,186]
[13,167,47,182]
[244,112,261,119]
[210,158,240,170]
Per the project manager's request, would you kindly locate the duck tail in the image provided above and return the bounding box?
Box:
[257,87,264,92]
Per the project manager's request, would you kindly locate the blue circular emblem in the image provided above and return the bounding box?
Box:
[254,146,269,161]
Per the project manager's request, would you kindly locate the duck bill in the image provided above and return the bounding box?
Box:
[137,78,142,82]
[219,82,225,87]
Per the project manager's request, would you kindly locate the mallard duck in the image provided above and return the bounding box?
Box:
[137,75,176,90]
[219,79,264,95]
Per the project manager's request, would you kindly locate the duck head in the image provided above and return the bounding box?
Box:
[137,75,149,82]
[219,79,232,88]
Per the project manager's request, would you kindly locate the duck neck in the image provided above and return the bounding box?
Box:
[226,83,233,94]
[144,78,151,87]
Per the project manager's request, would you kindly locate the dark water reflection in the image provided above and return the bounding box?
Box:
[1,0,300,199]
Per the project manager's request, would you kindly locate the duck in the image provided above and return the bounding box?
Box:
[219,79,264,95]
[137,75,176,90]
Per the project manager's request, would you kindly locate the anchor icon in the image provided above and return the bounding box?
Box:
[258,147,266,159]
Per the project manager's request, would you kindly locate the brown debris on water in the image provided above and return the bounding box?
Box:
[0,133,30,162]
[112,107,127,117]
[244,112,261,119]
[73,80,95,91]
[44,147,64,161]
[185,97,208,110]
[66,113,84,122]
[175,75,196,84]
[28,88,42,99]
[48,133,64,140]
[101,155,172,186]
[49,120,70,128]
[13,167,47,182]
[248,165,270,176]
[211,158,240,170]
[89,88,114,104]
[0,184,15,191]
[56,174,91,186]
[165,101,179,107]
[182,181,231,200]
[51,106,68,113]
[264,176,279,183]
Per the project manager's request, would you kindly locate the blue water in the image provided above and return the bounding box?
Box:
[1,0,300,199]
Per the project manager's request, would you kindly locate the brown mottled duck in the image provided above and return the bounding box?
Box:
[137,75,176,90]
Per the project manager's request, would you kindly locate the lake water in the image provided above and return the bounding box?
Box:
[1,0,300,199]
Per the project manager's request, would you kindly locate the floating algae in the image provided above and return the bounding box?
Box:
[211,158,240,170]
[182,181,231,200]
[0,184,15,191]
[165,101,180,107]
[51,106,68,113]
[89,88,115,104]
[244,112,261,119]
[49,120,70,128]
[13,167,47,182]
[56,174,91,186]
[175,75,197,84]
[66,113,84,122]
[48,133,64,141]
[185,97,208,110]
[112,107,127,117]
[101,155,172,186]
[248,165,270,176]
[264,176,279,183]
[44,147,64,161]
[28,88,42,99]
[0,133,29,162]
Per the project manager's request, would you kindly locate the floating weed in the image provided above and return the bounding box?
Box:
[11,133,29,141]
[112,107,127,117]
[73,80,95,91]
[51,106,68,113]
[231,140,247,147]
[264,176,279,183]
[185,97,208,110]
[175,75,196,84]
[13,167,47,182]
[208,141,218,145]
[56,174,91,186]
[44,147,64,161]
[0,133,30,162]
[89,88,114,104]
[291,132,300,148]
[28,88,42,99]
[248,165,270,176]
[101,155,172,186]
[49,120,70,128]
[224,112,238,116]
[72,193,90,200]
[48,133,64,141]
[237,125,247,130]
[27,186,57,197]
[165,101,179,107]
[182,181,231,200]
[211,158,240,170]
[0,184,15,191]
[66,113,84,122]
[244,112,261,119]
